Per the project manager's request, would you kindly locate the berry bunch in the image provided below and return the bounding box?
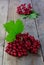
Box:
[5,33,40,57]
[17,3,32,15]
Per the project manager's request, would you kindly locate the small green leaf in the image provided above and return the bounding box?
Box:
[28,13,38,19]
[32,10,40,16]
[21,15,28,19]
[20,11,39,19]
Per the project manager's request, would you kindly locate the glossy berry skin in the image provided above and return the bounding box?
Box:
[25,41,31,50]
[5,33,40,57]
[17,3,32,15]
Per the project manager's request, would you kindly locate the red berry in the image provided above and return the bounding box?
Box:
[23,51,28,56]
[18,46,22,49]
[13,52,17,56]
[5,49,8,52]
[28,3,32,9]
[7,50,11,54]
[13,46,16,50]
[17,3,32,15]
[18,52,22,57]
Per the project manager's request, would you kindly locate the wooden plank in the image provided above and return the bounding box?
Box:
[3,0,20,65]
[0,0,8,46]
[0,0,9,65]
[0,46,4,65]
[3,0,43,65]
[31,0,44,61]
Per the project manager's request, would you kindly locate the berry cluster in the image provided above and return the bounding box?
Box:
[17,3,32,15]
[5,33,40,57]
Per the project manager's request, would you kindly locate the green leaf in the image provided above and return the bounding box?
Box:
[32,10,39,15]
[21,15,28,19]
[3,20,15,33]
[3,19,24,42]
[5,33,16,42]
[28,10,40,19]
[28,13,38,19]
[15,19,24,34]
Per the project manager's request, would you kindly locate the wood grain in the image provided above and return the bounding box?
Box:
[0,0,8,65]
[3,0,20,65]
[31,0,44,61]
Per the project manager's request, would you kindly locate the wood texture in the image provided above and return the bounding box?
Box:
[3,0,44,65]
[0,0,8,65]
[31,0,44,60]
[3,0,20,65]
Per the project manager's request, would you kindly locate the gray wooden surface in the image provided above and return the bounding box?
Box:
[0,0,8,65]
[0,0,44,65]
[31,0,44,60]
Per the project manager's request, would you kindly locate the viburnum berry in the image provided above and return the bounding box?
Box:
[17,52,22,57]
[5,33,40,57]
[27,3,32,9]
[31,48,38,54]
[25,41,31,50]
[13,52,17,56]
[17,3,32,15]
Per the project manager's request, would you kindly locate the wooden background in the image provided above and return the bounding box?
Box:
[0,0,44,65]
